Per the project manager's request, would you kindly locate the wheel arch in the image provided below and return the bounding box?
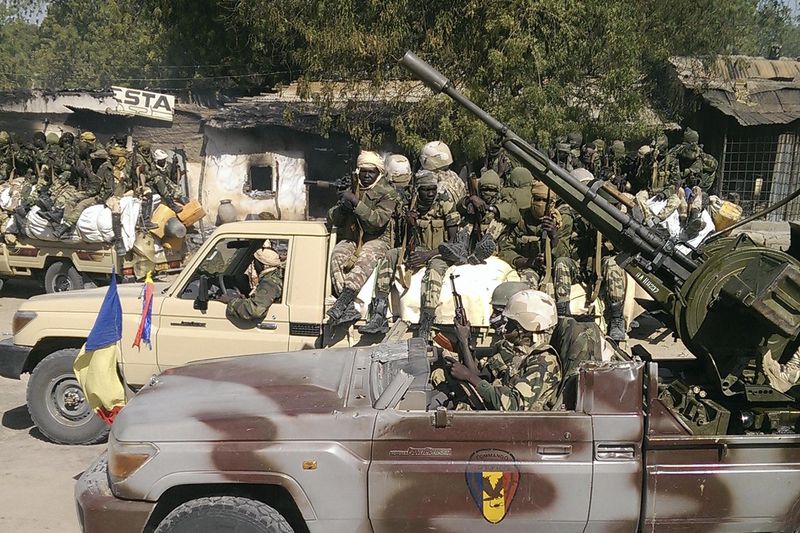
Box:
[144,480,313,533]
[22,336,85,374]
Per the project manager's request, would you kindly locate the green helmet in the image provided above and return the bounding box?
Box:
[611,140,626,159]
[479,169,502,190]
[0,131,9,146]
[507,166,533,188]
[46,132,59,145]
[655,134,668,152]
[491,281,530,307]
[567,131,583,148]
[683,128,699,144]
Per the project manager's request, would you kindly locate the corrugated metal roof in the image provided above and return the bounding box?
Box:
[669,55,800,126]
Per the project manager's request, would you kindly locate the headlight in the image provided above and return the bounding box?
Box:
[107,434,158,486]
[12,311,36,335]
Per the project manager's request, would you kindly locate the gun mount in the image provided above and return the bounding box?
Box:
[401,51,800,405]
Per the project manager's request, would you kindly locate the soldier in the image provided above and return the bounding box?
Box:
[458,169,519,242]
[0,131,11,182]
[102,146,133,255]
[385,154,413,195]
[326,150,398,326]
[498,179,570,287]
[554,169,627,341]
[416,141,466,203]
[47,170,90,239]
[148,149,186,213]
[447,290,563,411]
[664,128,718,191]
[502,166,533,217]
[220,245,284,323]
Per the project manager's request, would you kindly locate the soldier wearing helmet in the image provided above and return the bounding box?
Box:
[359,171,461,338]
[448,290,563,411]
[147,148,186,214]
[327,150,399,326]
[385,154,412,194]
[416,141,466,203]
[220,243,285,323]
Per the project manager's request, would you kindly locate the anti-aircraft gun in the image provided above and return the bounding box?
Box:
[401,51,800,434]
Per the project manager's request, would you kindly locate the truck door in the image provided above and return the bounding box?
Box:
[155,236,292,370]
[369,409,593,532]
[644,364,800,531]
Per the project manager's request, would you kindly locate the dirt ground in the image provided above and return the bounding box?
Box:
[0,281,102,533]
[0,278,690,532]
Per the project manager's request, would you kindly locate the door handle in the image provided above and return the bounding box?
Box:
[537,444,572,456]
[596,443,636,460]
[257,322,278,330]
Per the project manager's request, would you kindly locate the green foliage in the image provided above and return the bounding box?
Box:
[3,0,800,155]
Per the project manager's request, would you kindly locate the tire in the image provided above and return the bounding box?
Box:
[26,349,109,445]
[44,261,84,293]
[155,497,294,533]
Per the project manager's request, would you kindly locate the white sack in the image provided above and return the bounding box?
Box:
[25,206,58,241]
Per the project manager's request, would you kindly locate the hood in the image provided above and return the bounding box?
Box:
[113,345,378,443]
[20,282,171,314]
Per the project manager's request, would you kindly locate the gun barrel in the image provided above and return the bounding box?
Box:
[400,51,698,286]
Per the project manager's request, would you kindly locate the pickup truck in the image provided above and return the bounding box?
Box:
[0,236,182,293]
[75,339,800,533]
[1,220,517,445]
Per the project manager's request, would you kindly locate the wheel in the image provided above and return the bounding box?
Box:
[155,497,294,533]
[26,349,109,445]
[43,261,84,293]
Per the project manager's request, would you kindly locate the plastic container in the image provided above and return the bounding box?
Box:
[177,199,205,226]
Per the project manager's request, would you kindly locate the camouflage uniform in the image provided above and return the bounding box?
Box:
[226,267,284,322]
[475,341,562,411]
[417,141,466,203]
[502,166,533,215]
[0,132,11,182]
[458,170,519,244]
[327,177,397,294]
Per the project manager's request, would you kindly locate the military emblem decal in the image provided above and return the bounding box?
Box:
[465,449,520,524]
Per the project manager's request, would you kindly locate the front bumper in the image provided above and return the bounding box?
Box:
[0,337,32,379]
[75,452,156,533]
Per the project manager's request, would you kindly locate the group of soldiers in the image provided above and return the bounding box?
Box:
[321,128,722,412]
[0,130,188,253]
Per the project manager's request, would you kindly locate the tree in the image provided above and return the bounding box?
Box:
[0,4,40,90]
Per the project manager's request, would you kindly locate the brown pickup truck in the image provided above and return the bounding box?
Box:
[75,339,800,533]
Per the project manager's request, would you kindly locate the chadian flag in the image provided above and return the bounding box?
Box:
[133,272,154,349]
[73,274,126,425]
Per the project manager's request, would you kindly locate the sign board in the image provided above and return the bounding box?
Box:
[111,86,175,122]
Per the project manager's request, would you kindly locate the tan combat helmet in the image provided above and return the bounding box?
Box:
[419,141,453,171]
[502,289,558,332]
[571,167,594,184]
[385,154,412,187]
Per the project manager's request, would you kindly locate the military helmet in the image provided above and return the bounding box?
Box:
[415,171,437,188]
[153,148,169,162]
[491,282,530,307]
[33,131,46,144]
[0,131,9,145]
[419,141,453,171]
[683,127,699,144]
[479,169,502,190]
[502,289,558,332]
[60,131,74,145]
[90,149,109,160]
[637,145,652,157]
[386,154,412,186]
[611,140,626,158]
[80,131,97,143]
[592,138,606,152]
[508,166,533,187]
[567,131,583,148]
[655,134,668,152]
[46,132,59,145]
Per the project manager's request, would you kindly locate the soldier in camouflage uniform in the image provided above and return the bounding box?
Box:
[554,169,627,341]
[149,149,186,213]
[360,172,460,337]
[220,245,284,323]
[416,141,466,203]
[663,128,718,191]
[0,131,11,182]
[101,145,133,255]
[447,290,563,411]
[498,180,570,287]
[502,166,533,218]
[327,151,398,326]
[458,170,519,243]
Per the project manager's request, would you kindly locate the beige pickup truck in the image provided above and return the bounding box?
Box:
[3,220,509,445]
[0,236,183,293]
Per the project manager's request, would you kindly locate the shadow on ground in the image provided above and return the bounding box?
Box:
[2,404,33,430]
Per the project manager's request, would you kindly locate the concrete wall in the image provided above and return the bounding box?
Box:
[732,220,792,250]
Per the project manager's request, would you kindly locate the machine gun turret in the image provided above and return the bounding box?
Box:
[401,51,800,403]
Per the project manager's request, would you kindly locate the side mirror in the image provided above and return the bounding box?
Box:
[194,275,209,311]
